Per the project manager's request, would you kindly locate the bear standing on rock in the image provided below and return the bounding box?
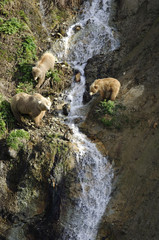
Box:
[11,92,52,126]
[32,52,55,89]
[90,77,121,101]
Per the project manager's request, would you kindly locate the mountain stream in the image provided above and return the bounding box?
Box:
[41,0,119,239]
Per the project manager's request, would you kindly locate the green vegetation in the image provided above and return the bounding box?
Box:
[0,0,11,5]
[19,10,29,24]
[16,81,34,94]
[7,129,30,151]
[0,94,15,137]
[17,35,37,65]
[46,69,62,83]
[50,8,68,29]
[100,100,115,115]
[96,100,128,129]
[0,17,24,35]
[0,117,6,138]
[15,35,37,91]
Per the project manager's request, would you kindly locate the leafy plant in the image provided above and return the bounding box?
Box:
[0,18,24,35]
[46,69,61,83]
[7,129,30,151]
[17,36,37,65]
[100,100,115,115]
[0,95,15,137]
[95,99,128,129]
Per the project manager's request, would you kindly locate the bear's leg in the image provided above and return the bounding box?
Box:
[100,91,106,100]
[33,111,46,126]
[110,87,119,101]
[11,106,22,123]
[36,74,45,89]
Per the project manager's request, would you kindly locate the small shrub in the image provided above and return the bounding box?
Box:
[7,129,30,151]
[0,18,24,35]
[100,100,115,115]
[96,99,128,129]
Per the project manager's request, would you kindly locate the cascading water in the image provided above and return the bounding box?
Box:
[41,0,119,239]
[39,0,51,42]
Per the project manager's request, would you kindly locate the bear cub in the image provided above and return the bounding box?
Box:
[11,92,52,126]
[32,52,55,89]
[90,77,121,101]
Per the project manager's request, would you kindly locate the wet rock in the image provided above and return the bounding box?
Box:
[73,25,82,32]
[63,103,70,116]
[75,72,81,82]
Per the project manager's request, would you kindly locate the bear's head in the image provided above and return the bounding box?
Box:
[32,67,42,80]
[38,97,52,111]
[90,83,99,96]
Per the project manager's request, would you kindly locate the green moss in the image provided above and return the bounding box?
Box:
[7,129,30,151]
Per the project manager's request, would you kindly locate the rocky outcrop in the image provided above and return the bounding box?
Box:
[83,0,159,239]
[0,104,76,240]
[0,0,76,239]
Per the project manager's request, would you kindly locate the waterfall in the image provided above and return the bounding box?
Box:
[39,0,51,42]
[45,0,118,239]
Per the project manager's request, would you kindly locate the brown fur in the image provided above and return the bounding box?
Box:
[32,52,55,89]
[90,77,121,101]
[11,92,52,126]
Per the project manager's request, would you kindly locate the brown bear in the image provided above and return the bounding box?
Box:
[90,77,121,101]
[11,92,52,126]
[32,52,55,89]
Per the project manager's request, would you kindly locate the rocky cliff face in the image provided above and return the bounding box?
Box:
[83,0,159,239]
[0,0,76,239]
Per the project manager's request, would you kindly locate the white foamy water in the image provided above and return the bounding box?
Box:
[50,0,118,239]
[59,124,113,240]
[52,0,119,65]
